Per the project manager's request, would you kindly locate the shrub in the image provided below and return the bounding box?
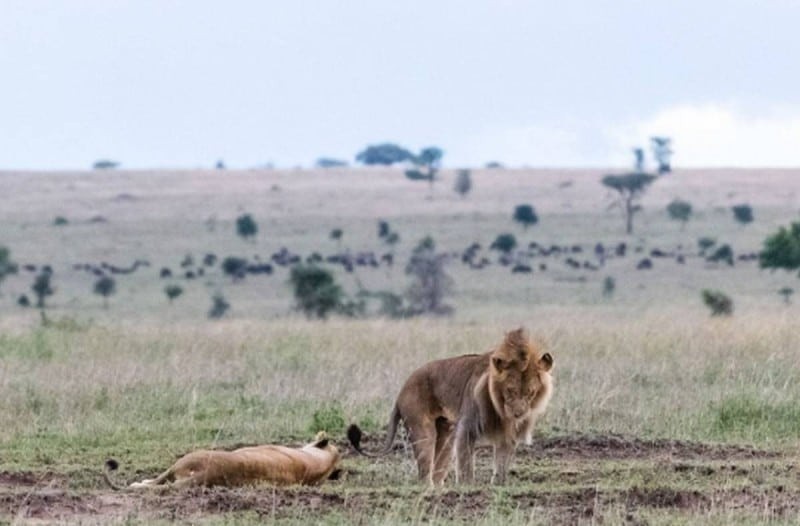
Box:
[732,204,754,226]
[236,214,258,241]
[778,287,794,305]
[208,293,230,319]
[93,159,119,170]
[701,289,733,316]
[330,228,343,242]
[490,233,517,254]
[222,257,248,280]
[316,158,348,168]
[53,216,69,226]
[707,244,734,266]
[164,284,184,304]
[760,222,800,273]
[0,246,18,293]
[17,294,30,307]
[666,199,692,228]
[512,204,538,230]
[308,403,345,434]
[290,265,345,319]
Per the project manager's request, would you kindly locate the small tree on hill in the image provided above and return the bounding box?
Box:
[222,257,248,281]
[236,214,258,241]
[164,284,183,304]
[513,204,538,230]
[698,237,716,256]
[707,244,734,266]
[701,289,733,316]
[601,172,657,234]
[666,199,693,230]
[0,246,18,295]
[93,276,116,309]
[406,146,444,195]
[31,272,54,309]
[760,222,800,275]
[93,159,119,170]
[650,137,673,174]
[330,228,343,248]
[490,233,517,254]
[454,169,472,198]
[290,265,346,319]
[732,204,754,226]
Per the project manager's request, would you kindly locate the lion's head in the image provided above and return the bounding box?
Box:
[489,328,554,423]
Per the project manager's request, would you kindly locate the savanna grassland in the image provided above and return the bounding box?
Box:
[1,168,800,524]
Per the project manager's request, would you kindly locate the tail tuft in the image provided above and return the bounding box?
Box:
[346,424,364,453]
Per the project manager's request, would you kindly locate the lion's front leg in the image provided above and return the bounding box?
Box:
[453,423,475,485]
[491,441,516,485]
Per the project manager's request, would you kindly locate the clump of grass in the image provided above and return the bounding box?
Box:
[710,395,800,442]
[308,402,345,434]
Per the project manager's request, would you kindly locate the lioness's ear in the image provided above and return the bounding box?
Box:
[313,438,330,449]
[492,356,509,371]
[539,353,553,371]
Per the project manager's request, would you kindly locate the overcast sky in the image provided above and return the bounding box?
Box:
[2,1,799,170]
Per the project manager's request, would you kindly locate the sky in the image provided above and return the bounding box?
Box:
[2,0,800,170]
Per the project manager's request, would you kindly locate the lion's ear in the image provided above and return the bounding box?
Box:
[492,356,509,371]
[505,327,527,346]
[313,438,330,449]
[539,353,553,371]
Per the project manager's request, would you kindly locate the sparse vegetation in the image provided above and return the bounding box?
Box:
[404,236,453,316]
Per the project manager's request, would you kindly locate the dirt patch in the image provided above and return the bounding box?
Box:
[0,471,65,488]
[524,433,779,460]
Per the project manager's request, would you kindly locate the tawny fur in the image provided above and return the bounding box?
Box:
[105,433,341,490]
[360,328,553,486]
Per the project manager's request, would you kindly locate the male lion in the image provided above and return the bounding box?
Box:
[104,432,341,489]
[349,328,553,485]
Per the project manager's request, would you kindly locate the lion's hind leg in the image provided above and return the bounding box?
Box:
[404,415,437,486]
[432,418,455,486]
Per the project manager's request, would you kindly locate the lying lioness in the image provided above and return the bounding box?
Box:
[104,432,341,489]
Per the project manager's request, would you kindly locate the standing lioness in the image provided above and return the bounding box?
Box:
[350,328,553,485]
[105,432,341,489]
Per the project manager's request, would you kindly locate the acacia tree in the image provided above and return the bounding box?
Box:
[513,205,538,230]
[405,147,444,195]
[601,172,657,234]
[31,272,54,309]
[666,199,693,230]
[405,237,453,316]
[93,276,116,309]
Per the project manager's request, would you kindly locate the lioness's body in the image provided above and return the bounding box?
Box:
[383,329,553,485]
[121,436,340,489]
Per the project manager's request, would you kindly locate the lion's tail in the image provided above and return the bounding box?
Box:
[347,406,401,457]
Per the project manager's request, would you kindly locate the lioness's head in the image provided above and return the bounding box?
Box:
[303,432,342,480]
[490,328,554,421]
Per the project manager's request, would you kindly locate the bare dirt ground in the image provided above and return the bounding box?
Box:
[1,434,796,524]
